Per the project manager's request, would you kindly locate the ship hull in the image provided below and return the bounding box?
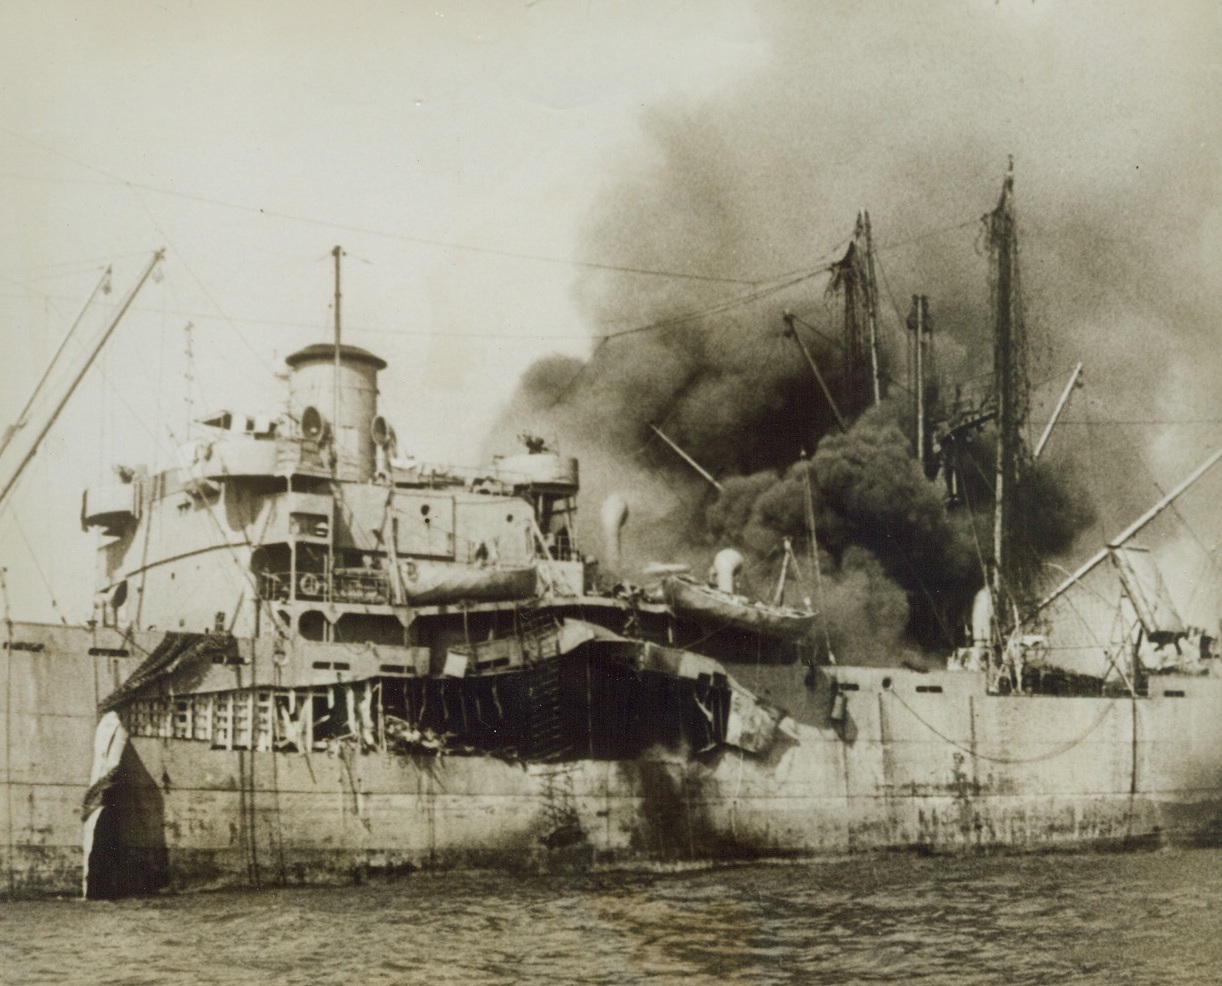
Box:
[94,668,1222,894]
[7,620,1221,898]
[1,623,139,898]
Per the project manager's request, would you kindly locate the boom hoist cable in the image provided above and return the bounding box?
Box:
[0,250,165,512]
[0,265,112,461]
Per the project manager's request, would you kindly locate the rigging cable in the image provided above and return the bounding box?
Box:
[0,265,111,461]
[889,685,1119,765]
[548,267,833,408]
[601,268,832,344]
[873,217,981,255]
[0,501,68,626]
[787,310,916,401]
[124,187,277,380]
[0,125,765,287]
[1,317,272,638]
[1117,421,1222,618]
[800,454,835,662]
[2,564,13,898]
[956,444,1008,649]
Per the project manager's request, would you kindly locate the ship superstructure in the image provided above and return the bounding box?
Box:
[85,339,589,646]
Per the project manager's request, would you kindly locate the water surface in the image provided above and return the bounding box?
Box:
[4,849,1219,985]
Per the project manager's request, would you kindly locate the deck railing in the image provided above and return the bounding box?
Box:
[259,569,391,604]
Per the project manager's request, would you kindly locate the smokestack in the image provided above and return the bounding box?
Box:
[600,493,629,569]
[712,547,744,594]
[285,343,386,482]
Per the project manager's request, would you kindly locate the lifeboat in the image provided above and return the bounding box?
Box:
[662,576,817,640]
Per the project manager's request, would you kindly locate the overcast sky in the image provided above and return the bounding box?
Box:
[1,0,1219,622]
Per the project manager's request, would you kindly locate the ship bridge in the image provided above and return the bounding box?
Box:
[81,343,586,644]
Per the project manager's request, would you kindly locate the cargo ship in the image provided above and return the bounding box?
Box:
[2,168,1220,899]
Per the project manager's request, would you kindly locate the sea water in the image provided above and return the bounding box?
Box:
[3,849,1219,985]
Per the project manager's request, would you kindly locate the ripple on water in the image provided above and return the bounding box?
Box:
[3,850,1222,985]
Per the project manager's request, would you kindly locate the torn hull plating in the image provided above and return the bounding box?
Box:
[90,664,1222,895]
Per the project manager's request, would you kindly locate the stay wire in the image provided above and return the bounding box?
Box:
[0,270,69,322]
[1,288,605,343]
[787,311,916,402]
[548,268,831,408]
[125,186,278,381]
[0,125,763,287]
[873,217,980,255]
[600,268,830,343]
[0,509,68,625]
[1119,420,1222,601]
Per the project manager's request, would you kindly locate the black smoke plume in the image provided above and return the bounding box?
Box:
[487,4,1217,662]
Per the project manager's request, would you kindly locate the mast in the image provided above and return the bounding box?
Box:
[987,159,1029,617]
[829,212,884,416]
[331,245,343,477]
[907,295,930,472]
[915,297,924,469]
[857,211,884,406]
[0,250,164,511]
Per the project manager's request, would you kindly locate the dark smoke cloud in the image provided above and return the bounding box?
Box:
[819,547,912,667]
[707,405,983,652]
[487,3,1220,659]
